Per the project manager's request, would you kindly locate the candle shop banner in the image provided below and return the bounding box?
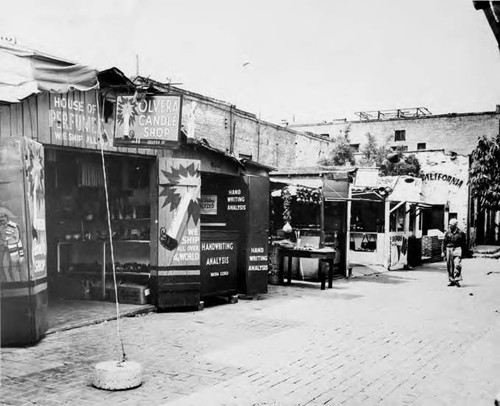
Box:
[114,94,182,148]
[157,158,201,274]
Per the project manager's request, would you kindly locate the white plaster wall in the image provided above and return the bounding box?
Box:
[417,151,469,230]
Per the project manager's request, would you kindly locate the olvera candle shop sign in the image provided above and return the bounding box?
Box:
[114,94,182,147]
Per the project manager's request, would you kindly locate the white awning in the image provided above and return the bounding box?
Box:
[0,42,98,102]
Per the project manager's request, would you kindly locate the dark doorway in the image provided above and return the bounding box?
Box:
[422,205,444,234]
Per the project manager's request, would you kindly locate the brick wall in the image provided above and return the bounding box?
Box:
[290,111,500,156]
[181,94,232,152]
[135,77,332,170]
[178,90,330,170]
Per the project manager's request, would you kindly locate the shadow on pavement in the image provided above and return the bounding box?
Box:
[415,261,448,273]
[348,272,414,285]
[266,282,364,300]
[268,279,341,291]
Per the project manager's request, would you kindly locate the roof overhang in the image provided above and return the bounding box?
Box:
[270,177,323,190]
[97,67,136,90]
[240,158,276,173]
[270,166,355,179]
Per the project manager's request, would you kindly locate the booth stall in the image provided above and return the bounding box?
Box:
[0,137,47,345]
[350,151,471,272]
[49,150,153,303]
[150,139,272,310]
[350,169,428,270]
[269,168,352,286]
[0,43,105,345]
[0,43,272,345]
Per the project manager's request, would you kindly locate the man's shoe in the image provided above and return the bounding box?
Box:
[448,282,455,287]
[455,282,461,287]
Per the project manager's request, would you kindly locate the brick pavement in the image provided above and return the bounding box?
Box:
[1,257,500,406]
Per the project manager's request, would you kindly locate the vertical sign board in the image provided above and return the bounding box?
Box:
[0,137,48,346]
[243,175,270,296]
[222,177,249,293]
[25,140,47,283]
[200,231,239,297]
[154,158,201,309]
[114,95,182,148]
[389,233,409,270]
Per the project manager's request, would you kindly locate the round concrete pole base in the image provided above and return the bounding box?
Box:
[92,361,143,391]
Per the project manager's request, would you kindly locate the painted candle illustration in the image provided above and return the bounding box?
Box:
[116,96,138,139]
[159,162,200,252]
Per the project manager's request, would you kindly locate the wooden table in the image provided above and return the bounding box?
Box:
[277,247,336,290]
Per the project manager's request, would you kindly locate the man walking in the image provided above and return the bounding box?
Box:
[442,218,466,287]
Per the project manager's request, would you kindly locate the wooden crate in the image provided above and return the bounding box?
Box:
[106,284,150,305]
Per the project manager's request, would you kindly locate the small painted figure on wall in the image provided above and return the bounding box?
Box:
[0,207,24,282]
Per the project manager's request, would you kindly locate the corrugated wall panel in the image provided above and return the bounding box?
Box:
[0,105,12,139]
[36,93,50,144]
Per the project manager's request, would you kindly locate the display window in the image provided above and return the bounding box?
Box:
[45,148,154,306]
[350,201,385,233]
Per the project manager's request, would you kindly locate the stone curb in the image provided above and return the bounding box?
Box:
[46,305,156,335]
[473,253,500,259]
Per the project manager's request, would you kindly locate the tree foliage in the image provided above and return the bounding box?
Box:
[470,134,500,210]
[358,133,388,167]
[358,134,420,176]
[318,134,355,166]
